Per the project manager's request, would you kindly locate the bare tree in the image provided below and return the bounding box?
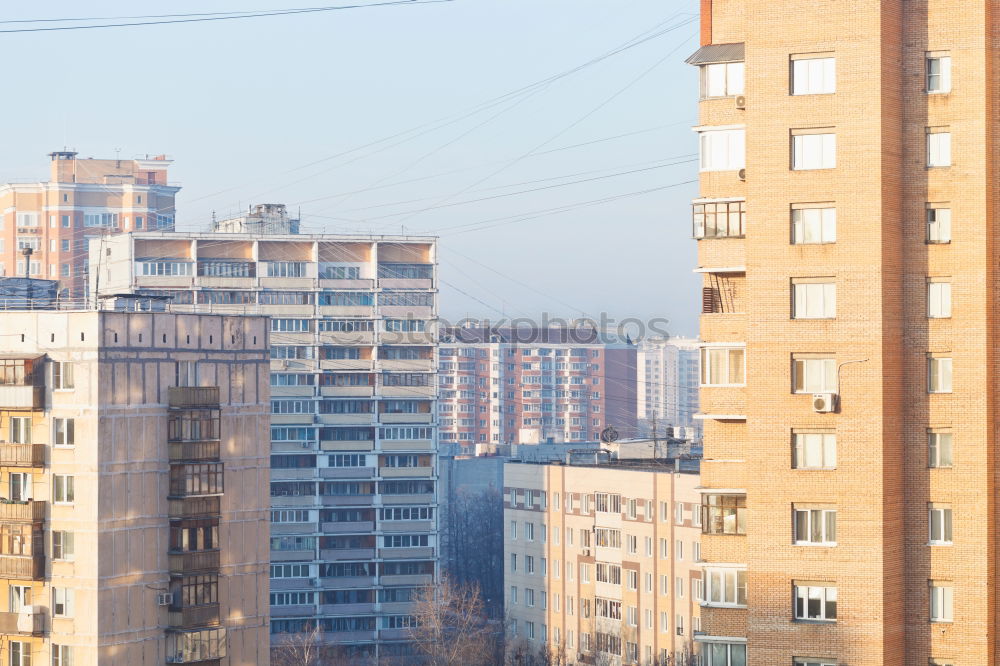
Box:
[407,575,503,665]
[439,487,504,618]
[270,623,323,666]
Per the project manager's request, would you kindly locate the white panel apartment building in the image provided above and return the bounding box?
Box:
[92,217,438,663]
[637,338,700,436]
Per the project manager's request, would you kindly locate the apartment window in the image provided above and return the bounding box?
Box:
[645,572,653,592]
[926,205,951,243]
[660,575,669,596]
[926,53,952,93]
[52,361,74,390]
[791,205,836,244]
[52,646,73,666]
[930,582,953,622]
[9,640,30,666]
[509,554,516,572]
[701,61,745,98]
[53,418,75,447]
[9,418,30,444]
[526,621,535,640]
[53,475,74,504]
[794,660,836,666]
[703,495,746,535]
[927,128,952,167]
[627,605,638,627]
[794,507,837,545]
[53,531,74,560]
[509,521,517,540]
[794,583,837,621]
[53,588,74,617]
[928,430,953,468]
[700,347,745,386]
[627,535,638,554]
[792,357,836,393]
[675,540,684,560]
[699,128,746,172]
[627,570,638,591]
[526,556,535,574]
[525,588,535,607]
[791,54,835,94]
[703,642,746,666]
[793,431,836,469]
[928,356,953,393]
[927,280,951,318]
[676,614,684,635]
[792,129,836,170]
[705,568,747,607]
[929,505,953,545]
[792,280,836,319]
[692,199,745,239]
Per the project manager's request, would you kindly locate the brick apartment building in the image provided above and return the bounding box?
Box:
[438,326,637,449]
[691,1,990,664]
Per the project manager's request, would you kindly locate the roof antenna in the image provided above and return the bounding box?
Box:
[114,147,121,169]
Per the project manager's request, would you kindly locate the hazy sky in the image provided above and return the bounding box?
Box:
[0,0,702,337]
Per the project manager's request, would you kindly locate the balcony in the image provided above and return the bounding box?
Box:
[0,501,45,522]
[379,413,433,425]
[0,385,44,410]
[168,387,220,409]
[0,554,44,580]
[0,444,45,467]
[0,610,44,635]
[169,603,221,629]
[166,626,226,664]
[169,441,221,462]
[168,497,221,518]
[169,550,221,573]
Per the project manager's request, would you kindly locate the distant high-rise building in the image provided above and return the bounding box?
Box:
[504,456,703,664]
[0,151,178,299]
[688,1,989,664]
[95,222,438,662]
[438,325,637,449]
[0,309,270,664]
[637,338,700,435]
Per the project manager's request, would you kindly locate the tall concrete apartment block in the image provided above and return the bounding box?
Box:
[438,326,637,448]
[94,219,439,662]
[0,310,270,665]
[504,460,702,664]
[637,338,700,436]
[689,1,995,664]
[0,151,178,298]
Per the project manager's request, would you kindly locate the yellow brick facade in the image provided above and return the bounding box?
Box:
[694,1,995,664]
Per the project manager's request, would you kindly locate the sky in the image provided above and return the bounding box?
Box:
[0,0,702,337]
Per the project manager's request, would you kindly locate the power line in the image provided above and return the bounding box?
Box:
[0,1,452,34]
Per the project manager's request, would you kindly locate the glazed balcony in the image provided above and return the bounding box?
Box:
[168,387,220,409]
[169,603,221,629]
[169,441,221,462]
[169,550,221,574]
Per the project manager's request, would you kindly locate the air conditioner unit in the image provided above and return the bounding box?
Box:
[581,548,591,557]
[735,95,747,109]
[157,593,173,606]
[812,393,837,413]
[737,168,747,181]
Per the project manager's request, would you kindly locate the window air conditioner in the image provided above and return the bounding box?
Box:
[157,593,173,606]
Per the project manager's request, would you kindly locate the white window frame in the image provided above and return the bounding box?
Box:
[928,430,953,468]
[930,583,953,622]
[794,507,837,545]
[792,357,837,393]
[794,584,837,622]
[792,280,836,319]
[700,347,745,387]
[53,587,74,618]
[703,567,747,607]
[926,206,951,243]
[791,206,836,244]
[793,431,837,469]
[792,131,836,170]
[928,356,953,393]
[701,641,746,666]
[928,505,953,545]
[927,129,952,167]
[701,61,745,98]
[927,280,951,318]
[926,54,952,93]
[698,128,746,172]
[791,55,836,95]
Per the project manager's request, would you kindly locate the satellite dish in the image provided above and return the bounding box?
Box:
[600,426,619,443]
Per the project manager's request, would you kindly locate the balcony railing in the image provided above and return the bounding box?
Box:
[0,554,44,580]
[168,387,220,409]
[0,610,44,636]
[0,501,45,522]
[169,441,221,462]
[169,550,221,574]
[169,603,221,629]
[0,444,45,467]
